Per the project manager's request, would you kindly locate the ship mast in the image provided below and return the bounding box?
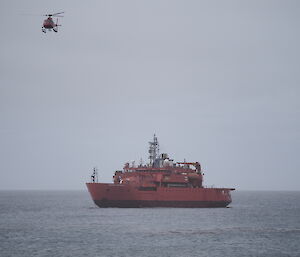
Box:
[148,134,159,166]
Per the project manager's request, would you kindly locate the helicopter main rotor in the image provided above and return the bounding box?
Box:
[44,12,64,18]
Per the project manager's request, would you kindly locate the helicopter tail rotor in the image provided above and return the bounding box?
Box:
[55,18,62,27]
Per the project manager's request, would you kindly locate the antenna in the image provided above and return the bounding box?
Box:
[148,134,159,166]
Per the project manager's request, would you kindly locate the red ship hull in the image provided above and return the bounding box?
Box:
[86,183,233,208]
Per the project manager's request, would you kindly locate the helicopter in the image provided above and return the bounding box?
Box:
[42,12,64,33]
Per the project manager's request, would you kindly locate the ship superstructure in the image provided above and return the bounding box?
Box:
[86,135,234,208]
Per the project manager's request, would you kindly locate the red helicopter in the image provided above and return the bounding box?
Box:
[42,12,64,33]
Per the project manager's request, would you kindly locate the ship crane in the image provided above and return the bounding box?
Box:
[177,162,201,173]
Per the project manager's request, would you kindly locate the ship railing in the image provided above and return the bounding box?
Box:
[204,185,215,188]
[203,185,235,191]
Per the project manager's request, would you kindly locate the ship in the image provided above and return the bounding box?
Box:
[86,135,235,208]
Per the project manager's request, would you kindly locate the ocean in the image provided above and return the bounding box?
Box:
[0,191,299,257]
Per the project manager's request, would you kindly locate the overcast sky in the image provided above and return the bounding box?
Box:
[0,0,299,190]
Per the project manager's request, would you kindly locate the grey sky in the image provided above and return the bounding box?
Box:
[0,0,299,190]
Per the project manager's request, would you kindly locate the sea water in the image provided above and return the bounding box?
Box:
[0,191,299,257]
